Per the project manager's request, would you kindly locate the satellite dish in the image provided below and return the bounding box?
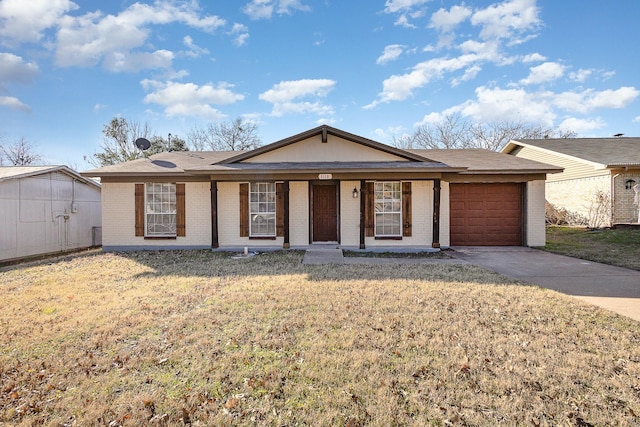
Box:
[135,138,151,151]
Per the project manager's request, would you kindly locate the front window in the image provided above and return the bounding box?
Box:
[374,181,402,237]
[250,182,276,236]
[146,183,176,236]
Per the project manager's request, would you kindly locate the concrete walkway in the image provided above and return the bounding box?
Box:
[449,247,640,322]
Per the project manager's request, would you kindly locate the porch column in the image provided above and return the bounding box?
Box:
[432,179,441,248]
[283,181,290,249]
[359,179,366,249]
[211,180,219,248]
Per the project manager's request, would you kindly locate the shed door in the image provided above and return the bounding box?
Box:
[312,183,338,242]
[450,183,524,246]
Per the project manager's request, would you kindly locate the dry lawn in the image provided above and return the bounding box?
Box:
[1,250,639,426]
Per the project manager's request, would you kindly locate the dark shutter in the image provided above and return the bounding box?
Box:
[135,183,145,236]
[239,183,249,237]
[402,181,412,237]
[276,182,284,237]
[364,181,374,237]
[176,183,186,237]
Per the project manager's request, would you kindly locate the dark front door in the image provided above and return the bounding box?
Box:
[312,183,338,242]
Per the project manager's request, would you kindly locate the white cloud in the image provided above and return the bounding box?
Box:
[520,61,566,85]
[0,0,78,44]
[553,86,639,113]
[376,45,405,65]
[366,52,493,108]
[259,79,336,117]
[394,14,417,29]
[142,80,244,120]
[416,112,445,126]
[569,68,592,83]
[0,96,30,112]
[383,0,430,14]
[452,65,482,86]
[0,53,39,84]
[229,23,250,46]
[471,0,540,42]
[183,36,210,58]
[243,0,310,20]
[429,5,472,33]
[522,52,546,63]
[558,117,605,135]
[634,116,640,124]
[455,85,556,125]
[55,1,225,71]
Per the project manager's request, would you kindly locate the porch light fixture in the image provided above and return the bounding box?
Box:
[352,187,359,198]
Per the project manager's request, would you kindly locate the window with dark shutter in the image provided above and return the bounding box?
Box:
[364,181,374,237]
[135,183,144,236]
[402,181,412,237]
[176,183,186,237]
[276,183,284,237]
[239,183,249,237]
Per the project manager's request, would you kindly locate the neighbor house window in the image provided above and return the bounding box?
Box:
[145,183,177,236]
[374,181,402,237]
[250,182,276,236]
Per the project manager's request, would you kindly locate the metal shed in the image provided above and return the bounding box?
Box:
[0,166,102,263]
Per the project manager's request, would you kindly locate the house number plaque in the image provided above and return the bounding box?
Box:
[318,174,332,180]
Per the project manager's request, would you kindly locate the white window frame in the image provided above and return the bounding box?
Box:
[374,181,402,237]
[145,183,177,237]
[249,182,276,237]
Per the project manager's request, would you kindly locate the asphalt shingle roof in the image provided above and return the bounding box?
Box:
[512,138,640,167]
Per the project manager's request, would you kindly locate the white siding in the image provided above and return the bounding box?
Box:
[0,172,101,261]
[512,146,608,182]
[245,135,407,163]
[526,180,546,247]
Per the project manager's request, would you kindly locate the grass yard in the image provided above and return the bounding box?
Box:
[1,250,639,426]
[545,226,640,271]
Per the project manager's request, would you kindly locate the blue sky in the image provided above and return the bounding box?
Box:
[1,0,639,169]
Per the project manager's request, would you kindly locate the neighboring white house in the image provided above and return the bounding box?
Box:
[83,126,561,251]
[502,137,640,227]
[0,166,102,263]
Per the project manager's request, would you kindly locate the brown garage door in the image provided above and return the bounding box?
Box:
[450,183,523,246]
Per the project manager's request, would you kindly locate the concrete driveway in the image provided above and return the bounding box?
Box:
[450,247,640,322]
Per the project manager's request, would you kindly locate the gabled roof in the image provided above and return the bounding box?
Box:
[219,125,435,164]
[81,126,563,178]
[0,165,101,188]
[502,137,640,168]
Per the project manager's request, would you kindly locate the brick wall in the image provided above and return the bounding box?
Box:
[102,182,211,249]
[613,173,640,224]
[546,176,611,227]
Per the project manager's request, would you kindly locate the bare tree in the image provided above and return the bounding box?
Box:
[394,113,575,151]
[85,117,188,167]
[0,137,42,165]
[187,117,261,151]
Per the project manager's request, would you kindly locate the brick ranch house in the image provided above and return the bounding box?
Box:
[82,125,561,251]
[502,137,640,227]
